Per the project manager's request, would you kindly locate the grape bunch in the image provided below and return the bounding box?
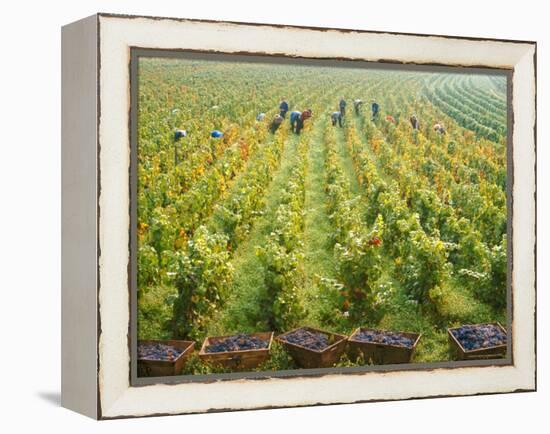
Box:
[280,328,331,351]
[354,329,414,348]
[451,324,507,351]
[138,343,183,361]
[205,333,269,353]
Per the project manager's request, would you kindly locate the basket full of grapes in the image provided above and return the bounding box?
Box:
[447,323,507,360]
[275,326,348,368]
[347,327,421,365]
[198,332,274,370]
[137,340,195,377]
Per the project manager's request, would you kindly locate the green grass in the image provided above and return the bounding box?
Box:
[333,126,361,196]
[437,278,506,325]
[301,120,338,326]
[207,110,346,336]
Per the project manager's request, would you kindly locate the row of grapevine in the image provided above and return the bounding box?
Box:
[367,81,506,244]
[342,115,451,307]
[370,92,506,249]
[351,110,506,309]
[463,74,507,111]
[455,76,507,117]
[256,134,310,331]
[424,75,505,142]
[439,76,506,133]
[322,120,385,320]
[209,127,290,249]
[138,60,312,293]
[169,130,292,339]
[168,92,317,339]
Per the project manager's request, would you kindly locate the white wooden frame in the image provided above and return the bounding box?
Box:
[61,13,536,419]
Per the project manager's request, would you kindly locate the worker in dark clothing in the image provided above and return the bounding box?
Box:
[353,99,363,114]
[174,129,187,141]
[339,97,347,117]
[371,101,380,120]
[279,99,289,118]
[269,114,284,133]
[290,111,303,134]
[410,114,420,130]
[434,122,446,134]
[331,111,343,127]
[290,109,312,134]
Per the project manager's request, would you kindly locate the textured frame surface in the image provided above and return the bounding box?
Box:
[63,13,536,419]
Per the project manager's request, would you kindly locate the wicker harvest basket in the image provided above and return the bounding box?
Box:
[137,339,195,377]
[347,327,421,365]
[447,322,507,360]
[198,332,274,370]
[276,326,348,369]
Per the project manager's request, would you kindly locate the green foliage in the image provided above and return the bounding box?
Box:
[395,228,452,304]
[334,218,385,318]
[137,245,160,292]
[211,132,287,248]
[425,74,506,142]
[324,123,388,320]
[172,226,234,339]
[458,235,507,309]
[256,137,309,331]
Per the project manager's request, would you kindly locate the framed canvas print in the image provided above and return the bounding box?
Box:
[61,13,536,419]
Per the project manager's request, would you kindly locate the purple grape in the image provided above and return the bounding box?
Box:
[205,333,268,353]
[451,324,507,351]
[353,329,414,348]
[280,329,331,351]
[138,343,183,361]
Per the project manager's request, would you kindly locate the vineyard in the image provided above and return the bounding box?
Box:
[136,57,508,372]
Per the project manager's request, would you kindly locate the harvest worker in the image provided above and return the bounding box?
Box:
[174,129,187,141]
[339,97,347,117]
[256,112,266,121]
[410,114,420,130]
[331,111,344,127]
[290,109,312,134]
[353,99,363,114]
[385,115,396,124]
[279,98,289,118]
[434,122,446,134]
[269,114,284,133]
[371,100,380,120]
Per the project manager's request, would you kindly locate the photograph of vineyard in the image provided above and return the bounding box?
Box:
[136,56,508,375]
